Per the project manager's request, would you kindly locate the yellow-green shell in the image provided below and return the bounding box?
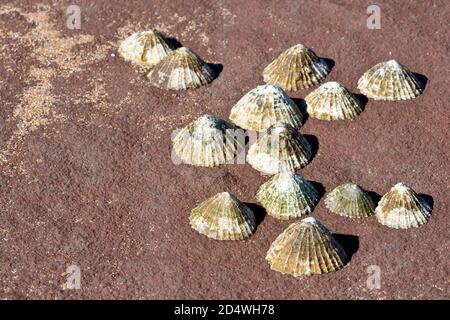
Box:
[172,115,245,167]
[247,122,312,175]
[357,60,423,101]
[190,192,256,240]
[118,29,173,68]
[229,84,303,132]
[147,47,215,90]
[256,171,319,219]
[305,82,363,120]
[375,183,431,229]
[266,217,347,277]
[325,183,375,218]
[263,44,330,91]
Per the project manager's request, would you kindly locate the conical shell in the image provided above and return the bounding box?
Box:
[172,114,245,167]
[229,84,303,132]
[263,44,330,91]
[118,29,173,68]
[190,192,256,240]
[147,47,215,90]
[256,171,319,219]
[325,183,375,218]
[266,217,347,277]
[375,183,431,229]
[357,60,423,101]
[247,122,312,175]
[305,82,363,120]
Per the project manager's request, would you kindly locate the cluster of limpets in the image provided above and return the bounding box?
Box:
[119,29,215,90]
[119,30,430,277]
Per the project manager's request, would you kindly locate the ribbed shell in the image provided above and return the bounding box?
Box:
[229,84,303,132]
[190,192,256,240]
[305,82,363,120]
[172,115,245,167]
[118,29,173,68]
[147,47,215,90]
[375,183,431,229]
[325,183,375,218]
[247,122,312,175]
[266,217,347,277]
[357,60,423,101]
[263,44,330,91]
[256,171,319,219]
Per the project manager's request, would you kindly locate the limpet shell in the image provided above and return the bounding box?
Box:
[263,44,330,91]
[118,29,173,68]
[229,84,303,132]
[325,183,375,218]
[247,122,312,175]
[266,217,347,277]
[172,114,245,167]
[305,82,363,120]
[147,47,215,90]
[375,182,431,229]
[256,171,319,219]
[357,59,423,101]
[190,192,256,240]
